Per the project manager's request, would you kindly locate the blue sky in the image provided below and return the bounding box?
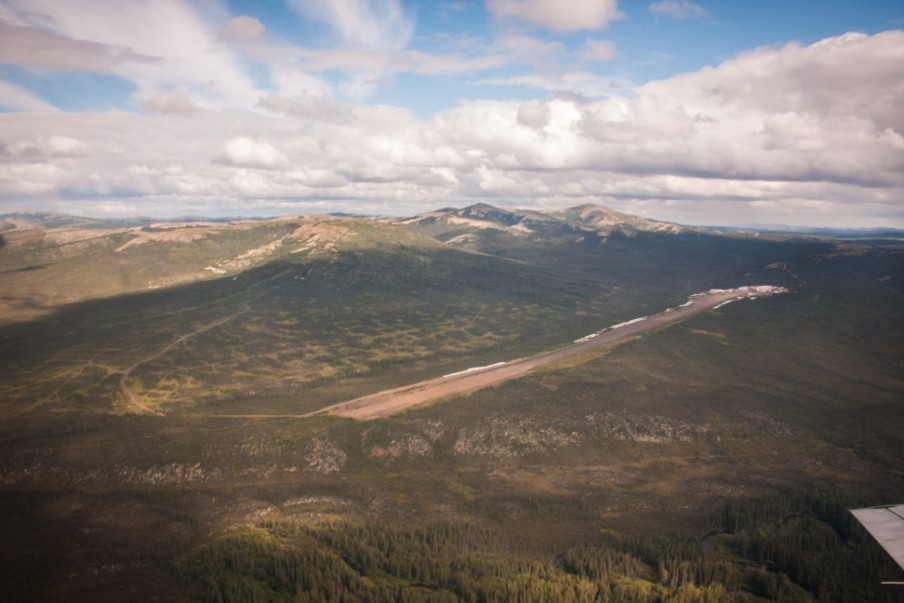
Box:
[0,0,902,227]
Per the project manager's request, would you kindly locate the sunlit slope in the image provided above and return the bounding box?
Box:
[400,203,832,288]
[0,227,612,416]
[0,215,375,323]
[0,206,858,418]
[399,202,683,248]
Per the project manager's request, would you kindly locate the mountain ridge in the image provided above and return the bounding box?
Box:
[1,202,687,239]
[398,202,685,238]
[0,202,872,326]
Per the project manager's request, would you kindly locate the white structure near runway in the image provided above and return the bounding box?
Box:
[575,285,788,343]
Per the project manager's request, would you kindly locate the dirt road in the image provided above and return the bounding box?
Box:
[120,314,240,415]
[307,287,784,420]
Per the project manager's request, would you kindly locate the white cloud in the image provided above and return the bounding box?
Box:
[218,15,265,43]
[220,137,289,170]
[636,31,904,167]
[0,134,84,159]
[3,0,261,110]
[487,0,624,32]
[478,71,628,97]
[286,0,414,50]
[281,0,414,100]
[267,30,579,102]
[269,69,334,99]
[393,48,508,75]
[1,31,902,228]
[47,136,83,157]
[0,81,60,112]
[649,0,707,19]
[0,21,159,72]
[259,94,354,124]
[0,0,619,110]
[579,38,616,61]
[516,100,550,131]
[142,89,198,116]
[283,33,554,80]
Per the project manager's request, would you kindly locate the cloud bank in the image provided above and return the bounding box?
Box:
[0,0,901,228]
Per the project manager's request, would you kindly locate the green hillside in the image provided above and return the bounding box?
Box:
[0,207,831,417]
[0,205,902,601]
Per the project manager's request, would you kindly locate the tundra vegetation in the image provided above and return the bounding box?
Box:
[0,205,902,601]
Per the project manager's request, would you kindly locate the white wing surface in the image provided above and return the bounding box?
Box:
[851,505,904,575]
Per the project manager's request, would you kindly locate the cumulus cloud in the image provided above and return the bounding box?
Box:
[0,134,84,159]
[259,95,355,124]
[47,136,84,157]
[142,89,198,116]
[219,136,289,170]
[1,31,902,228]
[641,31,904,135]
[649,0,707,19]
[516,100,551,131]
[487,0,624,32]
[579,38,616,61]
[218,15,265,43]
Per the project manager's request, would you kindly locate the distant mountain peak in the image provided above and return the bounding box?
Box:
[461,202,499,214]
[403,203,683,235]
[547,204,685,235]
[400,203,537,233]
[397,203,686,254]
[0,212,153,232]
[455,203,555,228]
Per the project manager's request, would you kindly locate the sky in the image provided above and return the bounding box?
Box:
[0,0,902,227]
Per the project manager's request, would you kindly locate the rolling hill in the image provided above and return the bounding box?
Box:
[0,204,902,601]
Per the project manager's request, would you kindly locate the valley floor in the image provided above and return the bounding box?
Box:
[307,287,784,420]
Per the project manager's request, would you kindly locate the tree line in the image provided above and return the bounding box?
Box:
[178,490,904,602]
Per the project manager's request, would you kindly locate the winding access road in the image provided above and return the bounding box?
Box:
[306,287,782,421]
